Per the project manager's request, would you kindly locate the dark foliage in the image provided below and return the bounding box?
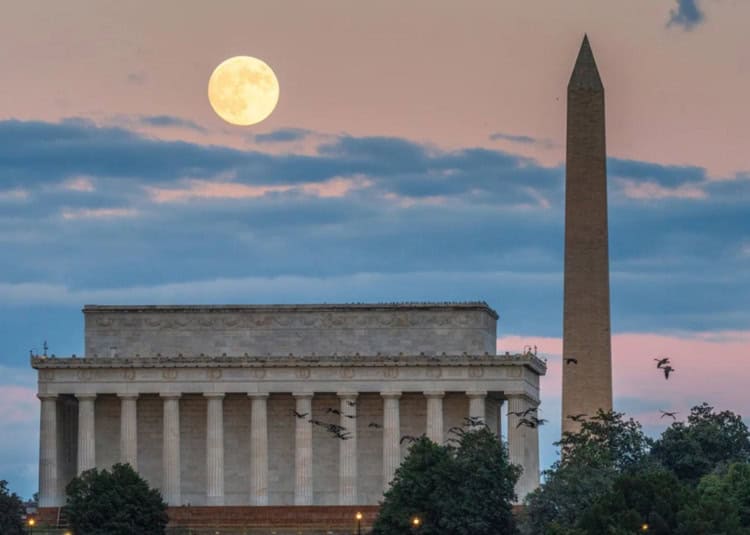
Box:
[373,427,520,535]
[65,463,168,535]
[0,480,25,535]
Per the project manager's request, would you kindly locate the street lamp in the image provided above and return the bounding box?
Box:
[355,511,363,535]
[640,524,649,532]
[411,516,421,531]
[27,517,35,534]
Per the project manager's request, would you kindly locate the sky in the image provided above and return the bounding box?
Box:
[1,0,749,499]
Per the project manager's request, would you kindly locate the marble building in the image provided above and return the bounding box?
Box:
[33,302,545,515]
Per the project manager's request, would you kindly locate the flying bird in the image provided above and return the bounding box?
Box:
[565,358,578,365]
[516,418,537,429]
[654,357,670,369]
[530,416,547,426]
[463,416,485,427]
[662,365,675,380]
[660,410,678,420]
[292,410,308,419]
[346,400,357,407]
[566,413,587,422]
[326,408,342,416]
[400,435,418,444]
[368,422,382,429]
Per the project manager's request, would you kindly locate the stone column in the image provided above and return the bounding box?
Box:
[161,394,181,505]
[506,395,540,502]
[293,393,313,506]
[205,393,225,506]
[119,394,138,470]
[497,399,504,438]
[338,392,358,505]
[381,392,401,492]
[76,394,96,474]
[249,394,269,505]
[468,391,487,426]
[38,394,60,507]
[425,391,444,443]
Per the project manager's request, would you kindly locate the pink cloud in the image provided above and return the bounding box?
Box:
[0,188,29,201]
[63,176,95,192]
[499,331,750,426]
[0,386,38,424]
[61,207,138,220]
[147,176,371,203]
[616,178,707,200]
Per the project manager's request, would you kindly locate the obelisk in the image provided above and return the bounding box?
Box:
[562,35,612,435]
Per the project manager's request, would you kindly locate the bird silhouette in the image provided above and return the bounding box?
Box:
[368,422,382,429]
[659,410,678,420]
[654,357,670,369]
[530,416,547,426]
[346,400,357,407]
[662,365,675,380]
[463,416,485,427]
[565,358,578,365]
[326,408,342,416]
[400,435,418,444]
[293,411,308,419]
[566,413,587,422]
[516,418,537,429]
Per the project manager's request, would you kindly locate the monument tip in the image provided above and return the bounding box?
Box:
[569,34,603,91]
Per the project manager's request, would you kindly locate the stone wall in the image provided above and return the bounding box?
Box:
[83,303,498,358]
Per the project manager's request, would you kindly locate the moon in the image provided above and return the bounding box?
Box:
[208,56,280,126]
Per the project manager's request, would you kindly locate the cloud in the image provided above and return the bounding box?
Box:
[667,0,705,30]
[0,188,29,201]
[138,115,207,133]
[254,128,311,144]
[64,177,95,192]
[60,207,138,220]
[617,178,707,200]
[489,132,557,149]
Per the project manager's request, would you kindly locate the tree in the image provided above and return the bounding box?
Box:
[676,462,750,535]
[577,469,689,535]
[65,463,168,535]
[0,480,25,535]
[521,410,653,534]
[651,403,750,482]
[373,426,520,535]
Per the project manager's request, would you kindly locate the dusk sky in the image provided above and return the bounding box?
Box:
[2,0,749,499]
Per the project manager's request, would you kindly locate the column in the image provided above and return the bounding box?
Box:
[76,394,96,474]
[119,394,138,470]
[293,393,313,505]
[38,394,60,507]
[205,393,225,505]
[338,392,358,505]
[468,391,487,427]
[381,392,401,493]
[425,391,444,443]
[506,395,540,502]
[497,399,504,439]
[249,394,269,505]
[161,394,181,505]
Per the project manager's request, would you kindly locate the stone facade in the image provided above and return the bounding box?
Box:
[562,35,613,435]
[34,302,544,521]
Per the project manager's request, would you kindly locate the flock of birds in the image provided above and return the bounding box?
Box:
[562,354,679,423]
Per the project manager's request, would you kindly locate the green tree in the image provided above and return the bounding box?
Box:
[65,463,168,535]
[676,462,750,535]
[577,469,689,535]
[373,426,520,535]
[651,403,750,482]
[522,410,653,534]
[0,480,25,535]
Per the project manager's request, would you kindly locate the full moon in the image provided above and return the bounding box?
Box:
[208,56,279,126]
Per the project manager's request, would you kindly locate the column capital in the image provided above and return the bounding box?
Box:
[37,393,58,401]
[160,393,182,400]
[248,393,269,399]
[337,392,359,399]
[423,391,445,398]
[380,391,402,399]
[292,392,314,399]
[505,392,539,405]
[467,390,488,398]
[204,392,226,399]
[117,393,139,400]
[75,393,97,401]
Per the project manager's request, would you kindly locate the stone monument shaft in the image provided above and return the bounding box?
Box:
[562,35,613,434]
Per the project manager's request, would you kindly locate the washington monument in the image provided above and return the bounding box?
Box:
[562,35,613,434]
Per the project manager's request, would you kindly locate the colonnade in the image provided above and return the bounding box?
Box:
[38,390,538,507]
